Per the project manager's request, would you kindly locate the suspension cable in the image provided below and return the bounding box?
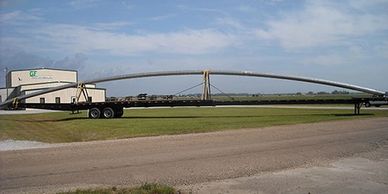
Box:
[210,83,235,101]
[173,82,204,96]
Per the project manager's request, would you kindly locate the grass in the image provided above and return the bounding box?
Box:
[1,107,388,143]
[57,183,176,194]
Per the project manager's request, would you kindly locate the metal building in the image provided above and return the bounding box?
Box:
[0,68,105,104]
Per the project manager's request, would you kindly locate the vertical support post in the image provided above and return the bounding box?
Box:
[83,86,90,102]
[75,83,82,104]
[202,70,211,101]
[75,83,90,104]
[12,98,19,109]
[4,67,8,101]
[354,103,361,115]
[354,103,357,115]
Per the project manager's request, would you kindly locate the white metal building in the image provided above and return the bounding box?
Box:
[0,68,105,104]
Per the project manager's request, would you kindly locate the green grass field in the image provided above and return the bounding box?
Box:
[1,107,387,143]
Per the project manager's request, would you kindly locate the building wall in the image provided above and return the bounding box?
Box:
[23,88,106,103]
[19,82,71,91]
[0,88,15,103]
[2,68,106,105]
[20,83,96,92]
[7,69,77,88]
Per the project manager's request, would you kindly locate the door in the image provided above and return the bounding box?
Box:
[55,97,61,104]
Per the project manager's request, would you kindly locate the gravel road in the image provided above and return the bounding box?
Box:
[1,117,388,193]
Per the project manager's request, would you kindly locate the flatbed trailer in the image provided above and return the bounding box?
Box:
[13,97,387,119]
[2,70,387,118]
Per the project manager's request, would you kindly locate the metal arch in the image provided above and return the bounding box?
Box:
[0,70,385,108]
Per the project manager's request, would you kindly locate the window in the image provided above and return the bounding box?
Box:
[40,98,45,104]
[55,97,61,104]
[88,96,92,102]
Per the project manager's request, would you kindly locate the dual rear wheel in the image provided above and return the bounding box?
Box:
[88,108,101,119]
[88,107,124,119]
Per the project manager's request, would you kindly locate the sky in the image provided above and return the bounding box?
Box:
[0,0,387,96]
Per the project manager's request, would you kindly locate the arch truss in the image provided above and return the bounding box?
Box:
[0,70,386,109]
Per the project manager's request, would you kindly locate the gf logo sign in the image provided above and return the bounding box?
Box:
[29,70,37,77]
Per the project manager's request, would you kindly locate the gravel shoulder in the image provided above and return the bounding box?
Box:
[1,117,388,194]
[179,143,388,194]
[0,140,55,151]
[0,109,60,115]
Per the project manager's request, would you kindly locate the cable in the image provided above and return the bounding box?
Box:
[210,83,235,101]
[173,82,204,96]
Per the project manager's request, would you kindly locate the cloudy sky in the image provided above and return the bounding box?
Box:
[1,0,387,96]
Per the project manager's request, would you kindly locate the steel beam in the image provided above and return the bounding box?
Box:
[0,70,385,108]
[202,70,211,100]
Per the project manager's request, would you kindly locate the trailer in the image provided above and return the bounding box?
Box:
[1,70,386,118]
[10,97,385,119]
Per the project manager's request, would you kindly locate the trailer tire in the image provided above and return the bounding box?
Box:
[89,108,101,119]
[365,102,371,107]
[103,107,115,119]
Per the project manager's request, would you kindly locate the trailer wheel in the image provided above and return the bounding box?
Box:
[89,108,101,119]
[103,107,115,119]
[365,102,371,107]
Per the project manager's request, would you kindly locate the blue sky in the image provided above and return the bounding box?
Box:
[1,0,387,96]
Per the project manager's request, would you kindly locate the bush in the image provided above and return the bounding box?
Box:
[58,183,177,194]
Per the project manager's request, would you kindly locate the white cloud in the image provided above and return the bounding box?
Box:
[215,17,245,30]
[347,0,388,10]
[302,54,347,66]
[377,41,388,59]
[149,14,176,21]
[236,5,255,13]
[177,5,228,16]
[255,1,388,49]
[0,8,237,56]
[26,24,236,55]
[93,21,133,30]
[0,10,41,23]
[69,0,100,9]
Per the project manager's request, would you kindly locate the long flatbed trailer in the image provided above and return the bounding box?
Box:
[2,70,387,118]
[14,97,387,119]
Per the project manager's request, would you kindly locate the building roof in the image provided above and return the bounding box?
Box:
[7,67,77,74]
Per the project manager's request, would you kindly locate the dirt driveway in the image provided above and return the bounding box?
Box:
[1,117,388,193]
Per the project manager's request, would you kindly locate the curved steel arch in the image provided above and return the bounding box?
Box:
[0,70,385,107]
